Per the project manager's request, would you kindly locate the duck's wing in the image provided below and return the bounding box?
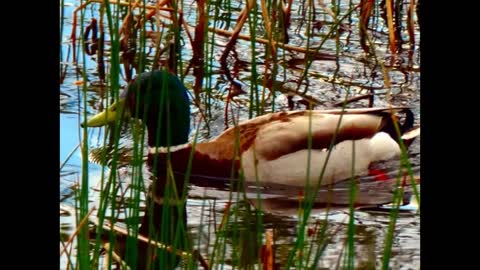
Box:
[250,110,395,161]
[195,107,413,161]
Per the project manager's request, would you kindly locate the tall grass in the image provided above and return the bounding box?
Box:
[61,0,420,269]
[78,1,91,268]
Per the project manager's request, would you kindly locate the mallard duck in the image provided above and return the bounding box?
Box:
[84,70,419,189]
[83,70,419,267]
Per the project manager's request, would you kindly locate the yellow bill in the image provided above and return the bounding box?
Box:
[82,98,129,127]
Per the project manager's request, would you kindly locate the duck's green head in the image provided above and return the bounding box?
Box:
[83,70,191,147]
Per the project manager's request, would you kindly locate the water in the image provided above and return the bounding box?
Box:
[60,0,420,268]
